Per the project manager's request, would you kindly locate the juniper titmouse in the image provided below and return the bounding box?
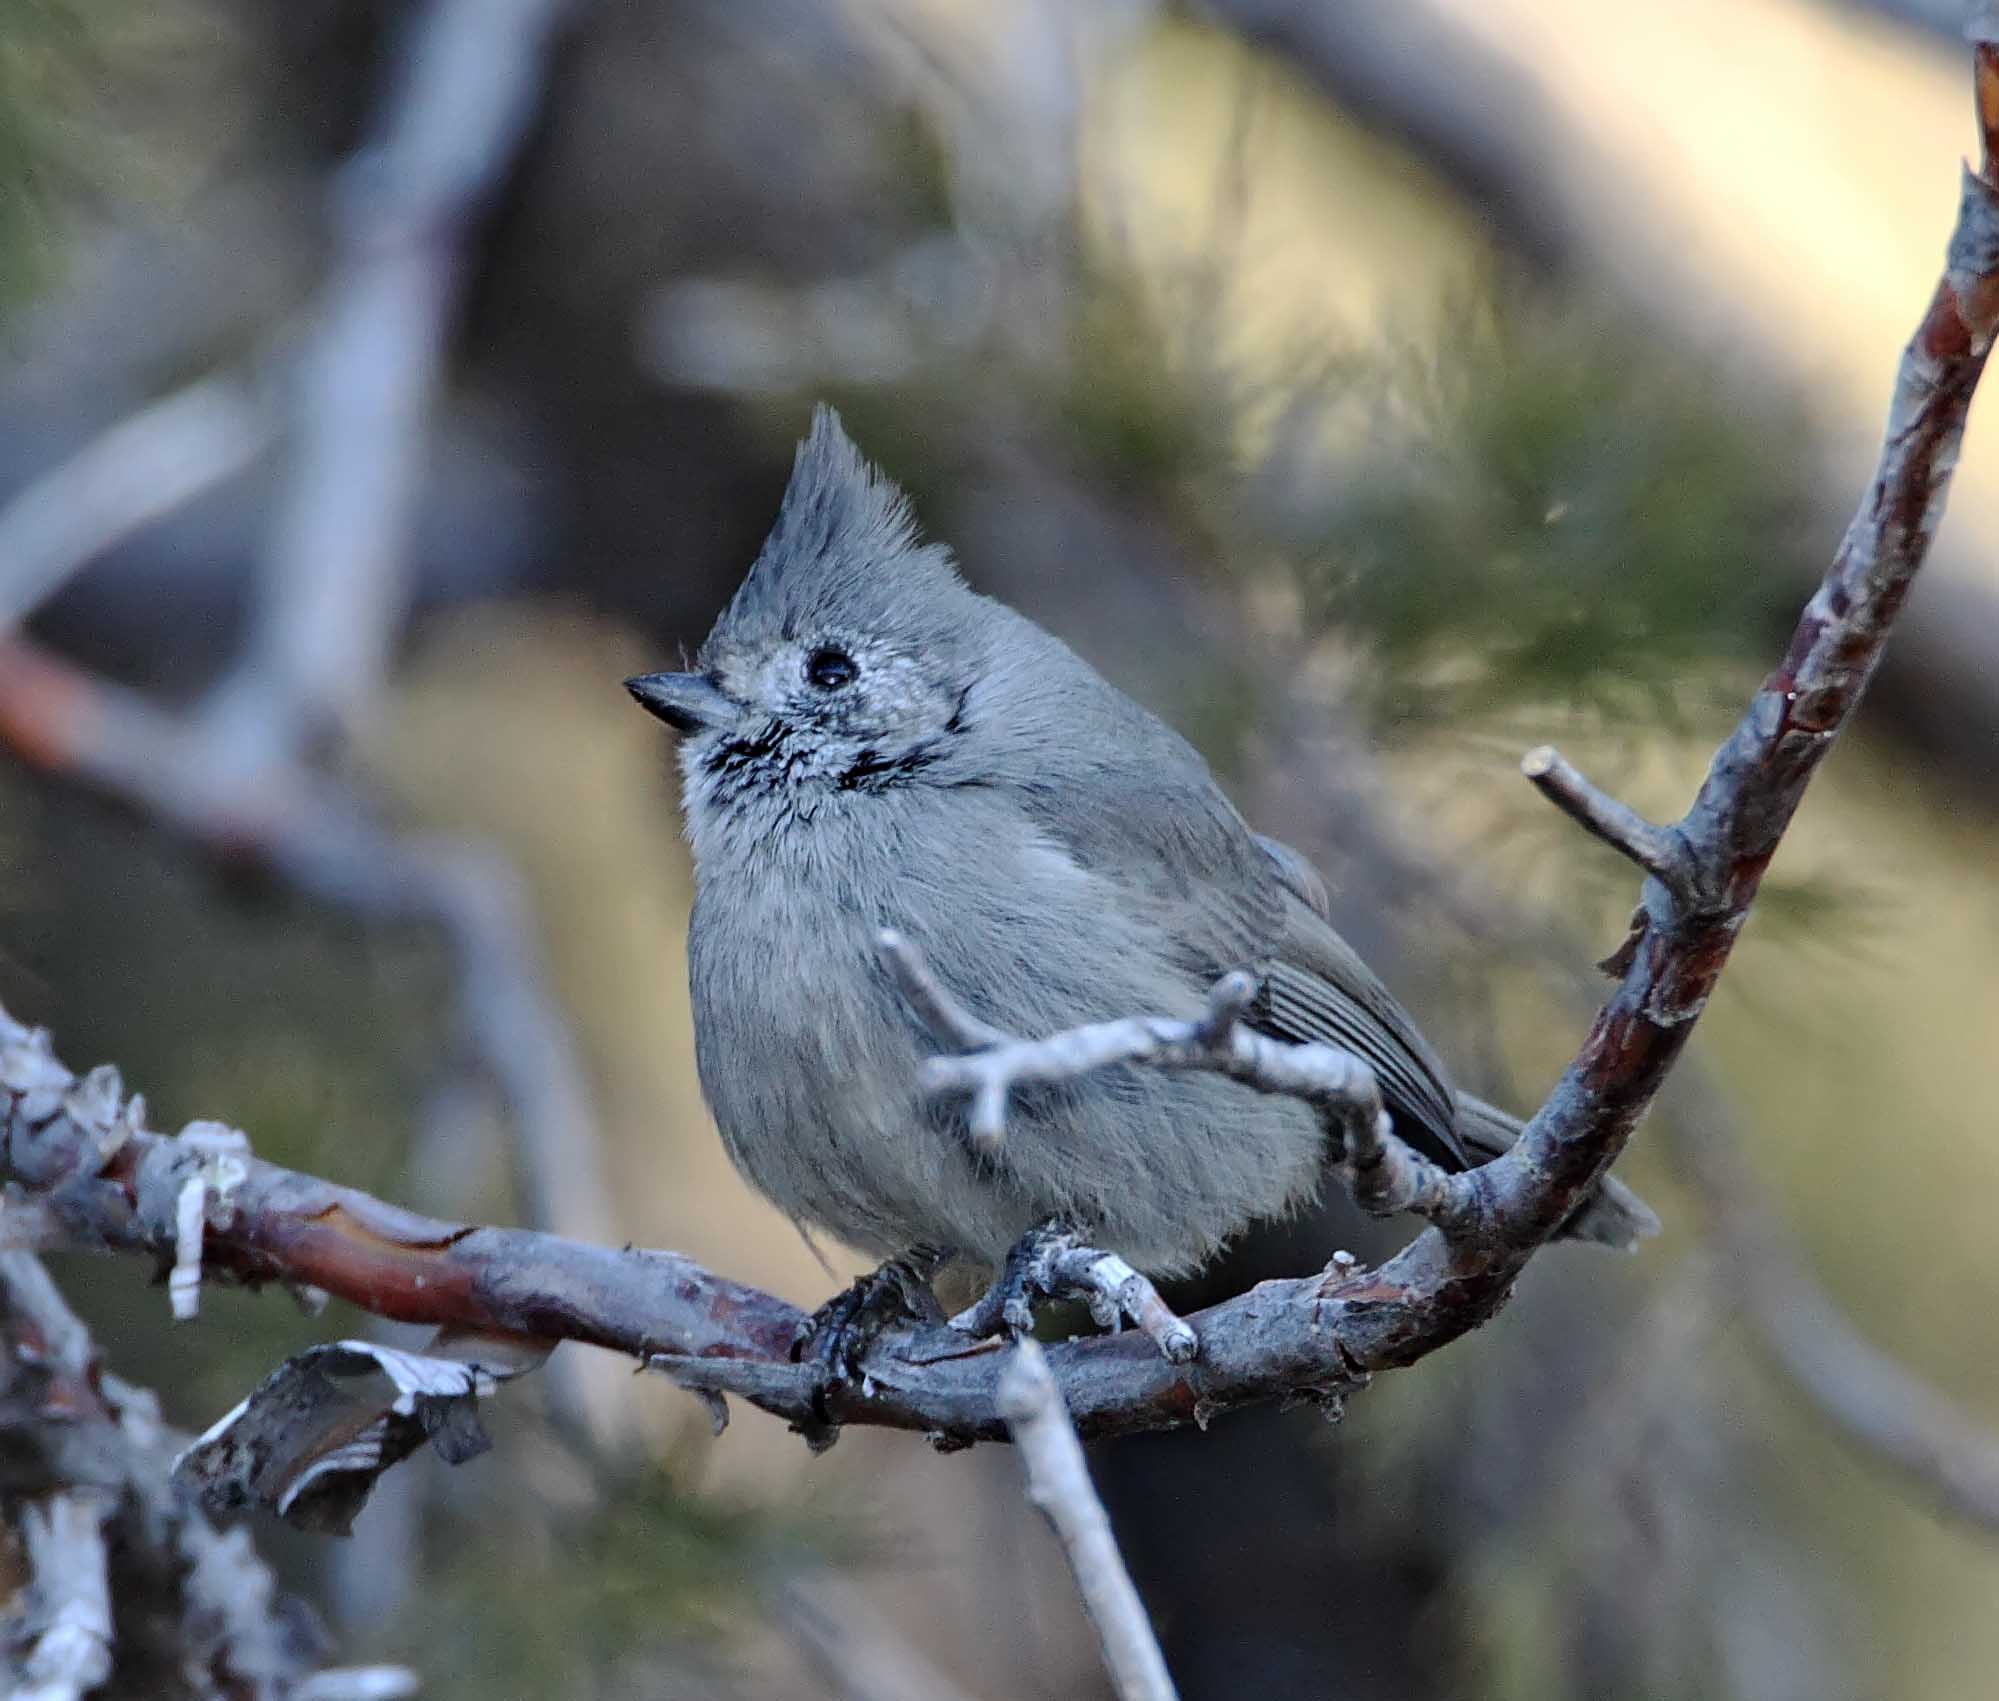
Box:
[629,409,1654,1335]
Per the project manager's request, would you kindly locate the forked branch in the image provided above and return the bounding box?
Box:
[883,931,1474,1233]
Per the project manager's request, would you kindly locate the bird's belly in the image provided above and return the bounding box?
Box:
[685,878,1016,1259]
[683,851,1327,1272]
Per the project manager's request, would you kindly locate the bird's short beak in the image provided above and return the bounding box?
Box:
[625,671,730,734]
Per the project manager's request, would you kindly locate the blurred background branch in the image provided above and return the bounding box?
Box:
[198,0,575,774]
[0,375,267,638]
[1665,1069,1999,1535]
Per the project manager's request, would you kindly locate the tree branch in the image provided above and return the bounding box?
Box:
[0,1250,417,1696]
[0,0,604,1294]
[1476,30,1999,1260]
[0,636,627,1441]
[0,0,624,1418]
[998,1339,1178,1701]
[1307,713,1999,1538]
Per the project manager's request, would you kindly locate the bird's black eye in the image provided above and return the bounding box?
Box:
[805,647,858,690]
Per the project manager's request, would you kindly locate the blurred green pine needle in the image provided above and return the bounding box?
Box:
[0,0,235,311]
[424,1462,813,1698]
[1274,293,1821,732]
[0,0,101,301]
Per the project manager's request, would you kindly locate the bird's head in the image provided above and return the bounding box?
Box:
[628,408,985,851]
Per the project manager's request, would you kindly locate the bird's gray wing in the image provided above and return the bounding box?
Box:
[1249,868,1470,1169]
[1014,735,1471,1167]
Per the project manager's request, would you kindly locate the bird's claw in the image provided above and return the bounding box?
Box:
[950,1220,1199,1364]
[792,1254,946,1387]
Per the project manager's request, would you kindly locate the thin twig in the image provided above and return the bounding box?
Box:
[888,932,1476,1236]
[876,927,1008,1052]
[998,1338,1178,1701]
[1519,745,1693,896]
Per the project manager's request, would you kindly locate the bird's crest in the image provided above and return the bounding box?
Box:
[712,405,965,647]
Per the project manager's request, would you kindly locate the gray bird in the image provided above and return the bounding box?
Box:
[628,408,1655,1362]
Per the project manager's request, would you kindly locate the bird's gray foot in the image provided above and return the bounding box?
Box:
[949,1220,1199,1364]
[793,1248,948,1384]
